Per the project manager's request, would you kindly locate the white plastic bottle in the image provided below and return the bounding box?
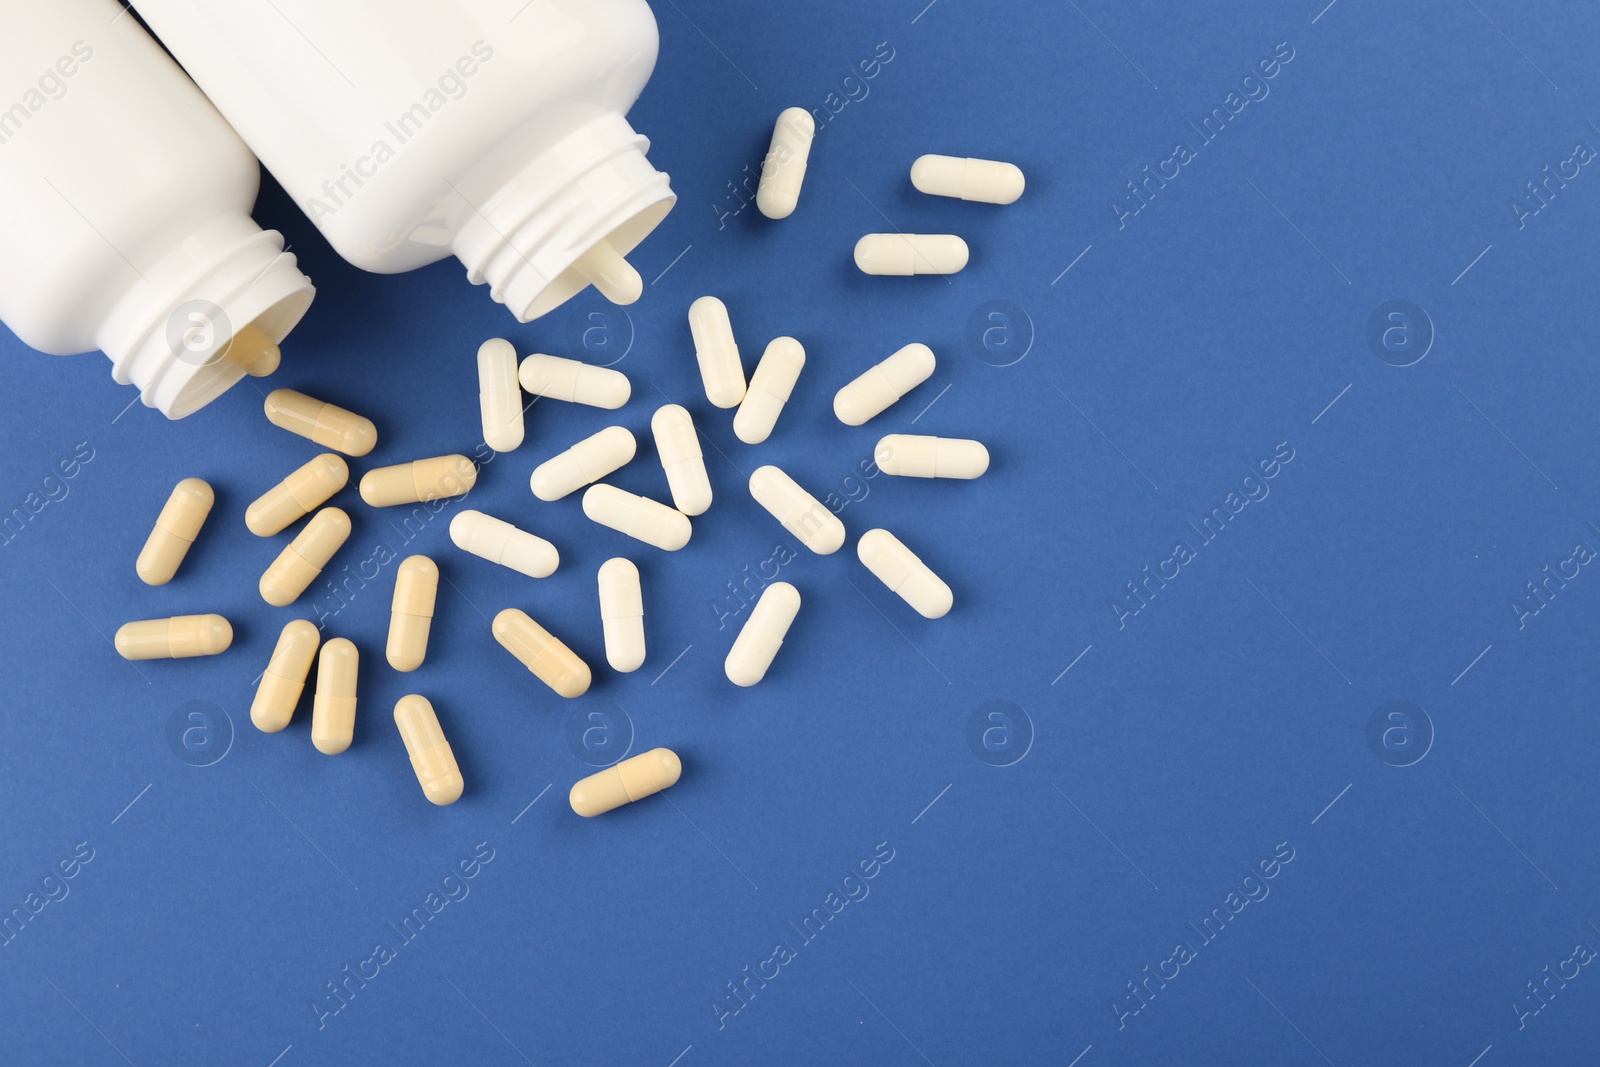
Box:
[0,0,315,418]
[131,0,677,323]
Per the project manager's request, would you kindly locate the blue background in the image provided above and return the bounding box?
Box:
[2,0,1598,1063]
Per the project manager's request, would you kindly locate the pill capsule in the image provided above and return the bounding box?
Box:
[245,454,348,537]
[598,557,645,672]
[136,477,213,585]
[251,619,319,733]
[874,434,990,479]
[582,485,691,551]
[858,529,953,619]
[263,389,377,456]
[491,608,591,697]
[260,506,352,607]
[910,154,1026,205]
[569,236,643,306]
[359,455,477,508]
[833,343,937,426]
[477,338,525,453]
[517,353,631,409]
[386,555,438,672]
[748,466,845,555]
[223,322,281,377]
[312,637,358,755]
[734,337,805,445]
[853,233,969,276]
[756,107,816,220]
[688,296,746,408]
[725,582,801,686]
[448,510,559,579]
[114,614,232,660]
[530,426,636,502]
[394,694,464,806]
[651,405,712,516]
[570,747,682,817]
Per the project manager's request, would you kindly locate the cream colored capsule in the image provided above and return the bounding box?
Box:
[245,454,348,537]
[569,237,643,306]
[757,107,816,220]
[910,154,1026,205]
[478,338,525,453]
[853,233,969,276]
[387,555,438,672]
[651,405,712,516]
[582,485,691,551]
[260,507,352,607]
[530,427,636,502]
[598,557,645,673]
[223,322,281,377]
[359,455,477,508]
[688,296,746,408]
[874,435,990,479]
[394,695,464,806]
[725,582,800,686]
[570,748,682,817]
[833,343,937,426]
[734,337,805,445]
[114,614,232,661]
[491,608,591,698]
[263,389,377,456]
[748,466,845,555]
[517,353,631,409]
[136,477,213,585]
[858,529,953,619]
[448,510,559,579]
[251,619,319,733]
[312,637,358,755]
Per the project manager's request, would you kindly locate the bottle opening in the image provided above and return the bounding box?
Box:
[454,113,676,324]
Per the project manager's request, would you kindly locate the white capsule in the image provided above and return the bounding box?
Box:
[857,529,953,619]
[477,338,525,452]
[910,154,1026,205]
[833,343,937,426]
[734,337,806,445]
[651,405,712,516]
[748,465,845,555]
[597,557,645,673]
[853,233,969,276]
[530,426,637,502]
[449,509,559,579]
[582,485,692,551]
[688,296,746,408]
[517,353,631,409]
[725,582,801,687]
[756,107,816,220]
[874,435,989,479]
[569,237,643,306]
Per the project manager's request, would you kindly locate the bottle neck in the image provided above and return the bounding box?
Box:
[452,112,675,323]
[100,213,316,418]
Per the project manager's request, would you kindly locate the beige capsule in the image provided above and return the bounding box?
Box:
[245,454,348,537]
[394,695,464,806]
[260,507,352,607]
[491,608,591,698]
[223,322,282,377]
[359,455,477,508]
[251,619,320,733]
[136,477,214,586]
[114,614,233,661]
[312,637,358,755]
[386,555,438,672]
[570,748,682,817]
[263,389,377,457]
